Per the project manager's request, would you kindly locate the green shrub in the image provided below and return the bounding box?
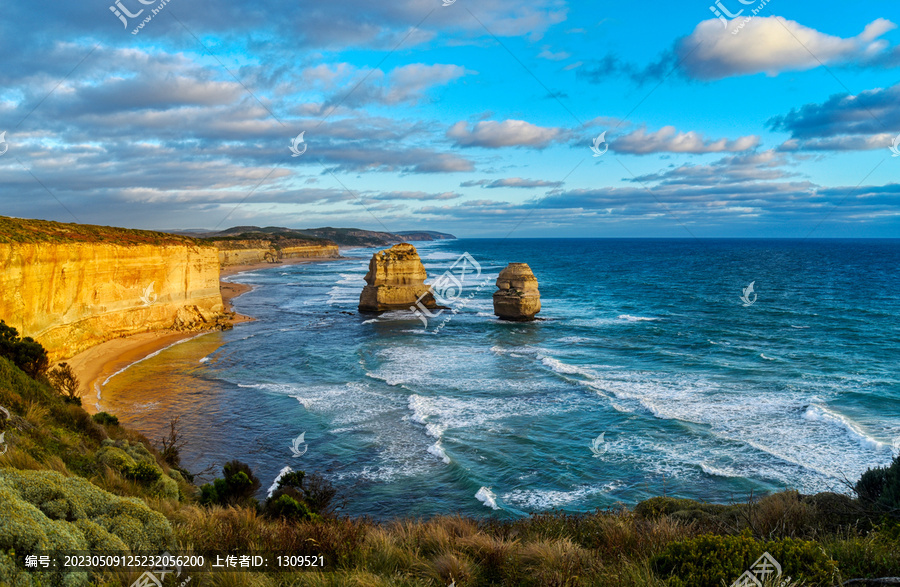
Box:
[855,455,900,517]
[199,460,261,507]
[96,445,137,472]
[263,469,336,520]
[651,532,838,587]
[92,412,119,426]
[266,494,317,521]
[0,321,49,379]
[123,461,162,484]
[0,469,173,553]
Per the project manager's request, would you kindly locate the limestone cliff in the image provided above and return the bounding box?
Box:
[0,216,228,361]
[493,263,541,321]
[359,243,441,312]
[212,238,340,267]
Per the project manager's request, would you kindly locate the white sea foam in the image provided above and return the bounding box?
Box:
[326,285,358,306]
[790,325,810,329]
[362,319,379,324]
[427,441,451,464]
[422,251,463,260]
[700,463,740,478]
[556,336,592,344]
[337,273,364,285]
[475,486,499,509]
[760,353,777,361]
[503,484,610,510]
[267,466,293,498]
[617,314,658,322]
[540,357,594,377]
[803,405,887,451]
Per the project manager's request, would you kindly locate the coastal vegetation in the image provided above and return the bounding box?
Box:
[0,216,207,246]
[0,335,898,585]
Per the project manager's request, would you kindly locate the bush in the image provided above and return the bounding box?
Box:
[199,460,261,507]
[266,494,316,521]
[856,455,900,517]
[263,469,336,520]
[92,411,119,426]
[0,320,49,379]
[48,362,81,403]
[651,532,838,587]
[0,468,173,553]
[123,461,162,484]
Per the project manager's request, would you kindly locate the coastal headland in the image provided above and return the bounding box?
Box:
[0,216,455,408]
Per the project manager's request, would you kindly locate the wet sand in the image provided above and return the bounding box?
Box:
[70,278,253,412]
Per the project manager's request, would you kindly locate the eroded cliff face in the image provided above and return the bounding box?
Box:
[0,240,227,361]
[358,243,440,312]
[212,239,340,267]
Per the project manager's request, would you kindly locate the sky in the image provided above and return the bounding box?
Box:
[1,0,899,237]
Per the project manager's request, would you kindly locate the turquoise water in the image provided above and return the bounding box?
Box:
[99,239,900,519]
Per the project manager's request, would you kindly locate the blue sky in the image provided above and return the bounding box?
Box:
[1,0,898,237]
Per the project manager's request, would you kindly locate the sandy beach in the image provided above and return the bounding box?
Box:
[67,257,343,412]
[220,255,341,278]
[69,276,255,412]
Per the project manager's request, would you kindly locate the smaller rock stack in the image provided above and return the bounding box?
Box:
[493,263,541,321]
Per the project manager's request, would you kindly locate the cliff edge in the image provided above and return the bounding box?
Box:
[0,216,229,361]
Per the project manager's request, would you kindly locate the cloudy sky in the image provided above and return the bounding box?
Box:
[1,0,898,237]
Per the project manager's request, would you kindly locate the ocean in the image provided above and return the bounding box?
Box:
[97,239,900,519]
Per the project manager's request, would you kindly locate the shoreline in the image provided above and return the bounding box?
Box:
[220,255,343,277]
[69,256,343,412]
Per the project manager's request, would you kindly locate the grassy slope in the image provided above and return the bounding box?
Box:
[0,356,898,586]
[0,216,210,246]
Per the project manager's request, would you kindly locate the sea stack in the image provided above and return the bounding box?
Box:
[493,263,541,321]
[358,243,441,312]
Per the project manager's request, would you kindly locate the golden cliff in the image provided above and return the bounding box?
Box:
[0,216,229,361]
[211,239,340,267]
[359,243,441,312]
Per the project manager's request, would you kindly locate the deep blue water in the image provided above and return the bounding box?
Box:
[99,239,900,519]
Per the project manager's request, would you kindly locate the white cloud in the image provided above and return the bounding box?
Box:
[679,17,897,80]
[612,126,759,154]
[447,119,563,148]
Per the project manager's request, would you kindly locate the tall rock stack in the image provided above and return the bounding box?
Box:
[493,263,541,321]
[358,243,442,312]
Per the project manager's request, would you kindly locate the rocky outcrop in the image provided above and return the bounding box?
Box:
[211,238,340,267]
[0,216,229,361]
[358,243,441,312]
[493,263,541,321]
